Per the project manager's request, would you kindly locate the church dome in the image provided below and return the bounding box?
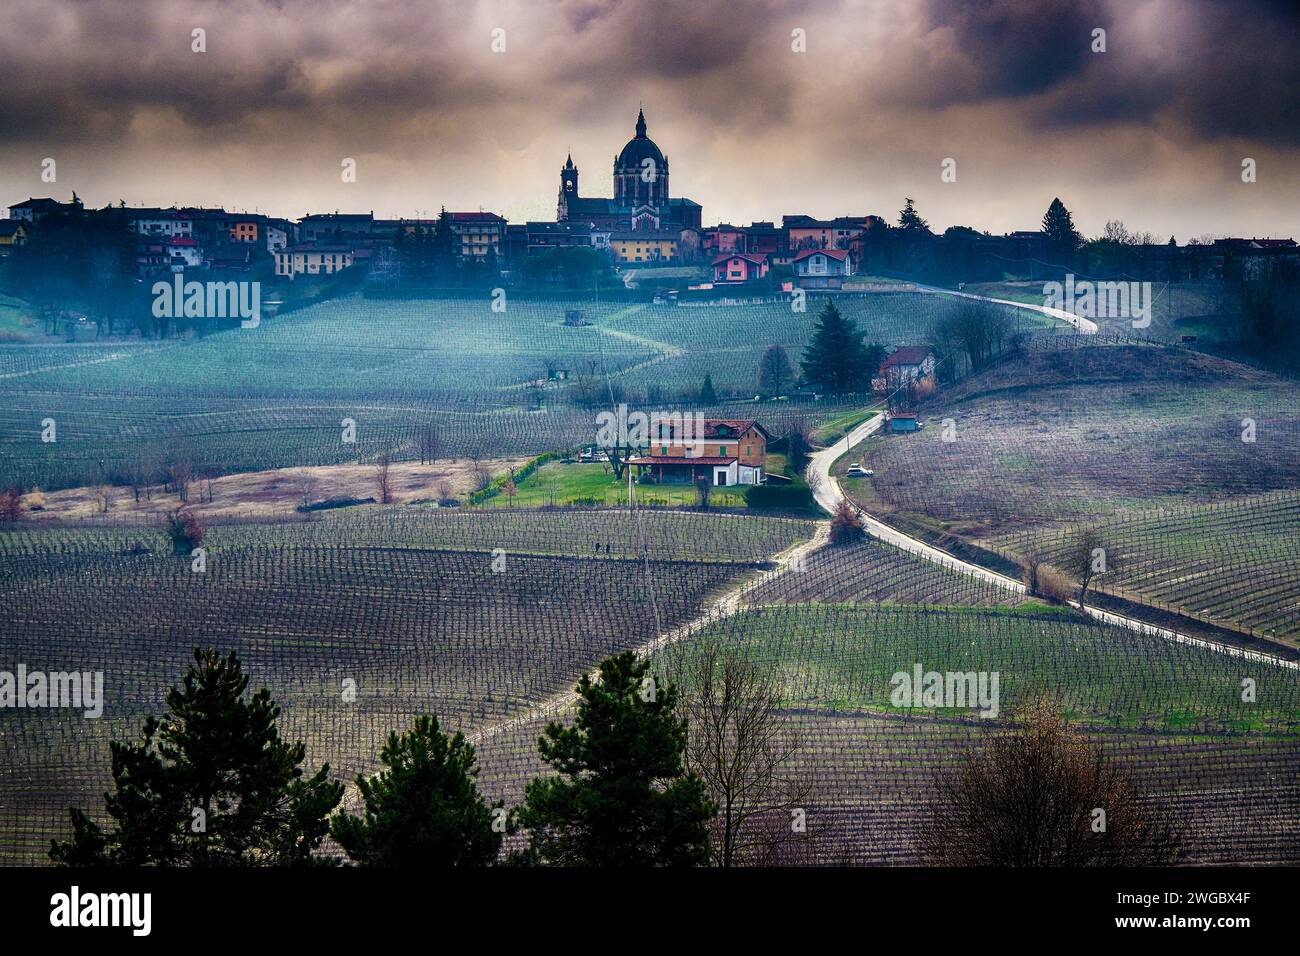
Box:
[616,109,666,170]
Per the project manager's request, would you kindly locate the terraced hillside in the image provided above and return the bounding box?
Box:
[992,491,1300,644]
[0,508,799,864]
[470,603,1300,864]
[743,535,1023,607]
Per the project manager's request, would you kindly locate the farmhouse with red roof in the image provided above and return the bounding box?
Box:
[627,418,771,487]
[877,345,938,396]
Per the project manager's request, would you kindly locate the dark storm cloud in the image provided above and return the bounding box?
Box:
[925,0,1107,101]
[0,0,1295,236]
[905,0,1300,145]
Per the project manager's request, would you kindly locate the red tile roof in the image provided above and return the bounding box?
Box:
[628,456,737,465]
[881,346,935,369]
[712,253,767,267]
[792,248,849,262]
[701,419,768,439]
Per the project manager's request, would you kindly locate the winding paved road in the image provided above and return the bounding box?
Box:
[915,282,1100,333]
[467,283,1290,749]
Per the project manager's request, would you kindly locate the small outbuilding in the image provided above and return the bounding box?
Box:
[887,412,921,434]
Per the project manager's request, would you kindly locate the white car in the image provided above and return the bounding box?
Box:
[845,463,874,478]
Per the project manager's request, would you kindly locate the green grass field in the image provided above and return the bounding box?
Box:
[661,603,1300,733]
[493,460,749,508]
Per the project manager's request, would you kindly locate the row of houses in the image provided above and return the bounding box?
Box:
[704,215,878,288]
[8,193,1295,288]
[711,247,856,290]
[2,196,513,282]
[5,195,298,277]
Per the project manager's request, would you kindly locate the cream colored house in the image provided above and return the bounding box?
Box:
[275,244,354,279]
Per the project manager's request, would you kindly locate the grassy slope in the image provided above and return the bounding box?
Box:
[0,293,42,342]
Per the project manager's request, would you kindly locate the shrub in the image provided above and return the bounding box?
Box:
[921,698,1181,865]
[0,487,21,522]
[829,499,866,545]
[164,508,204,553]
[1035,563,1077,604]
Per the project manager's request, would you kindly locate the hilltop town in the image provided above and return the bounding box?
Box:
[6,111,1295,327]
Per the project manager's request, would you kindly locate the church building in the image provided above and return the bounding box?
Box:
[556,109,702,234]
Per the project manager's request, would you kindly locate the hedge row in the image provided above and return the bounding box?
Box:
[744,484,815,510]
[469,452,560,505]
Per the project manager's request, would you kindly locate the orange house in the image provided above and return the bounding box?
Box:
[629,418,770,486]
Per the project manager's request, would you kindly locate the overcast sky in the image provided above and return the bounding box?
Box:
[2,0,1297,240]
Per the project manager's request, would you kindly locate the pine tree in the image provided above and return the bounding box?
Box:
[799,300,873,393]
[433,206,457,284]
[510,651,716,866]
[898,197,929,232]
[49,649,342,866]
[331,715,502,866]
[699,372,717,404]
[1042,198,1081,249]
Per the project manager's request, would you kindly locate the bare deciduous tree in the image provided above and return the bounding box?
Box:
[785,417,814,466]
[0,487,22,522]
[1063,527,1115,608]
[921,698,1181,866]
[297,469,318,510]
[1022,549,1042,595]
[375,453,394,505]
[672,642,812,866]
[129,458,149,503]
[169,457,193,504]
[694,476,712,510]
[418,425,439,465]
[758,344,793,398]
[436,478,454,506]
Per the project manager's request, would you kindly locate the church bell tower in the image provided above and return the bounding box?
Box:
[557,154,579,220]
